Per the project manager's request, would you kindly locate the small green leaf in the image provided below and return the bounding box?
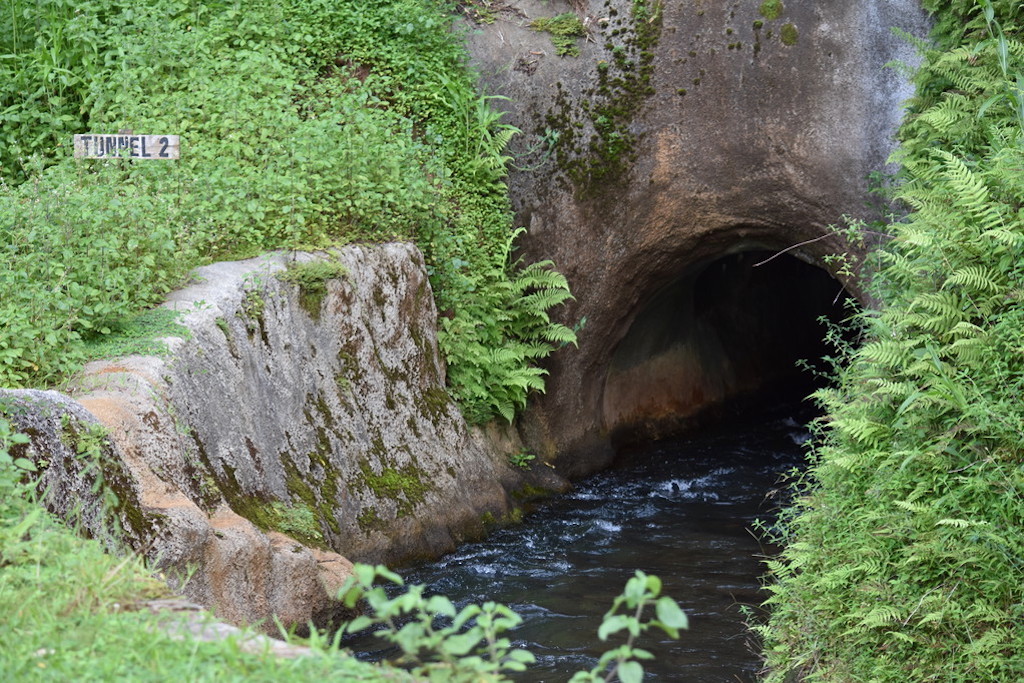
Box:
[655,596,689,630]
[345,615,374,633]
[440,630,481,656]
[13,457,36,472]
[425,595,456,617]
[507,649,537,664]
[598,614,630,641]
[617,660,644,683]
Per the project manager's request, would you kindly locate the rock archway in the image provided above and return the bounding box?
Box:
[464,0,930,475]
[602,248,847,447]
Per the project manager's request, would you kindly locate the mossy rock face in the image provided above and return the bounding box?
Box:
[461,0,931,477]
[149,244,515,566]
[13,243,519,629]
[0,389,150,546]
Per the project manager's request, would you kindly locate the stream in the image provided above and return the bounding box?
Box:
[346,394,816,681]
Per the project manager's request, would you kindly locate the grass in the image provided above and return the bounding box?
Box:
[78,307,192,363]
[0,418,408,681]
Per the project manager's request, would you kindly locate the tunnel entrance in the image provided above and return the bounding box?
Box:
[602,249,850,447]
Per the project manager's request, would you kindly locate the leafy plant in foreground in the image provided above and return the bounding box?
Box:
[570,570,689,683]
[340,565,687,682]
[340,563,536,682]
[0,416,37,564]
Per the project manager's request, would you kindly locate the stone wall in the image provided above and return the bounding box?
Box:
[0,243,562,629]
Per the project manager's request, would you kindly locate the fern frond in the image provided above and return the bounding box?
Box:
[936,149,990,208]
[514,289,573,319]
[861,340,912,369]
[511,261,572,294]
[949,320,986,339]
[488,127,517,155]
[502,372,548,392]
[980,227,1024,247]
[931,47,999,93]
[895,499,932,514]
[842,418,890,448]
[964,627,1012,656]
[491,398,515,424]
[935,517,987,528]
[917,92,974,133]
[943,265,1003,293]
[913,290,965,321]
[538,323,577,346]
[886,630,917,644]
[860,606,903,629]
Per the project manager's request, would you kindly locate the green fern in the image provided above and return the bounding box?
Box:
[760,3,1024,680]
[439,227,577,424]
[943,265,1002,292]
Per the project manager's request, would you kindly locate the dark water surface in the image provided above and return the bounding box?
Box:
[348,397,815,682]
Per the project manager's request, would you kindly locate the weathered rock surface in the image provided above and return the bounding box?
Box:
[1,243,548,629]
[462,0,932,471]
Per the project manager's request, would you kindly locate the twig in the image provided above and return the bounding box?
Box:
[753,234,833,267]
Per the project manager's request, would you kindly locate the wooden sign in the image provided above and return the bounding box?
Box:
[74,134,180,159]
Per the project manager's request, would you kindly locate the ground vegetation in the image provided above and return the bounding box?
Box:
[758,1,1024,679]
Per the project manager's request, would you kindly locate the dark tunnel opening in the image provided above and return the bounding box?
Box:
[602,249,853,448]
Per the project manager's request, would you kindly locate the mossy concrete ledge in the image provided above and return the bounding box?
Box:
[1,243,549,631]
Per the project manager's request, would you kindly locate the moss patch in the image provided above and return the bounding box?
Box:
[418,386,452,424]
[759,0,783,20]
[337,349,364,383]
[540,0,663,198]
[780,23,799,46]
[356,507,386,534]
[276,259,348,321]
[358,459,430,517]
[221,478,330,550]
[531,13,587,57]
[263,501,322,545]
[191,429,334,550]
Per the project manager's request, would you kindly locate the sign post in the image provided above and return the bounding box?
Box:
[73,134,180,160]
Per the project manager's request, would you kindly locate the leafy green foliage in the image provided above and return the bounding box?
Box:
[0,416,38,562]
[570,570,688,683]
[0,0,99,184]
[340,563,537,682]
[0,0,576,425]
[507,449,536,469]
[437,228,577,424]
[340,564,685,682]
[0,159,196,385]
[759,3,1024,680]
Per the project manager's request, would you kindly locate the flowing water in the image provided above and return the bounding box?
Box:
[347,395,816,682]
